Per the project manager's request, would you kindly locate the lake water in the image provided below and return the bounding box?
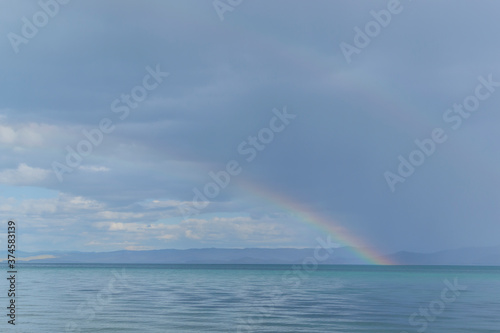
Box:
[1,264,499,332]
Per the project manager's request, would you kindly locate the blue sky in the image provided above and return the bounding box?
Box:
[0,0,499,253]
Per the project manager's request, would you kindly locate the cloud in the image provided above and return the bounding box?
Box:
[97,211,145,220]
[124,245,154,251]
[0,193,104,220]
[0,122,61,148]
[0,163,50,185]
[141,199,190,209]
[0,125,16,143]
[93,216,292,244]
[0,255,57,262]
[60,195,104,211]
[175,217,292,243]
[78,165,111,172]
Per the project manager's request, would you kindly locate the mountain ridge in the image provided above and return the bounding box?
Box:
[8,245,500,265]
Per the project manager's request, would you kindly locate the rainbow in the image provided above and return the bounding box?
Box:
[238,180,395,265]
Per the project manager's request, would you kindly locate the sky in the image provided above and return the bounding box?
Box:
[0,0,499,254]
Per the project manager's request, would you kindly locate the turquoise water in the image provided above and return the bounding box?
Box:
[1,264,499,332]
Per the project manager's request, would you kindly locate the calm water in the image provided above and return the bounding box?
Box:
[1,264,499,332]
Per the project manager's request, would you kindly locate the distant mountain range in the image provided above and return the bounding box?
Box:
[7,245,500,265]
[388,246,500,265]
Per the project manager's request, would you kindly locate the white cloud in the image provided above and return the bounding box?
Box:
[109,222,132,231]
[0,125,16,143]
[141,199,190,209]
[180,217,286,242]
[0,193,104,218]
[124,245,154,251]
[0,122,60,147]
[0,163,50,185]
[93,216,290,244]
[158,233,178,240]
[0,254,56,262]
[94,221,178,232]
[97,211,145,220]
[78,165,111,172]
[61,195,104,211]
[19,198,58,214]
